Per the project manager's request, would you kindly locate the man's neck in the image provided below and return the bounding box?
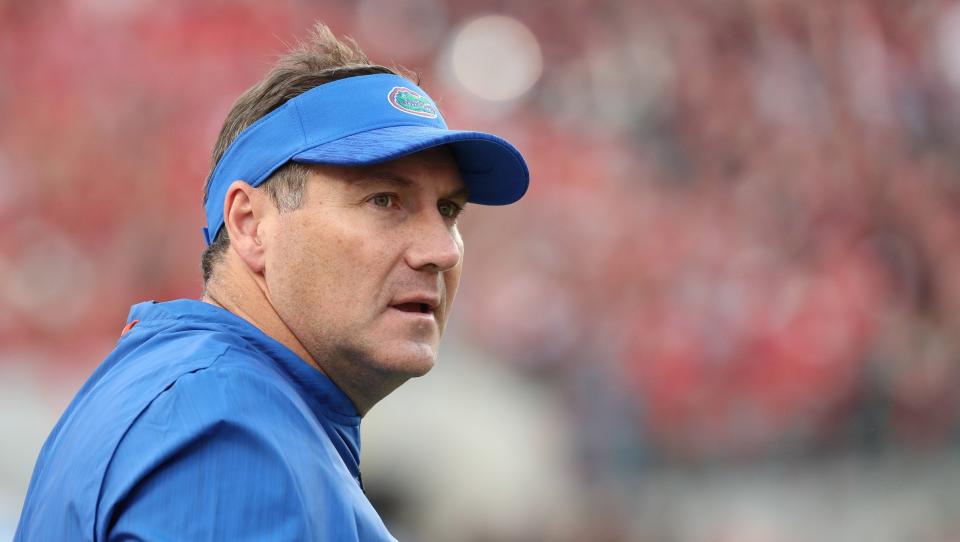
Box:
[201,260,383,416]
[201,270,323,377]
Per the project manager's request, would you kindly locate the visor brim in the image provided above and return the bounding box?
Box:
[292,125,529,205]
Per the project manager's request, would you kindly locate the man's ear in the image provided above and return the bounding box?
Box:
[223,180,272,275]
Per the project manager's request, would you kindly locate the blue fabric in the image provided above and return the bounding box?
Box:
[14,299,396,542]
[203,73,530,246]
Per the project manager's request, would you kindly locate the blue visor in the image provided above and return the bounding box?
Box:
[202,74,529,245]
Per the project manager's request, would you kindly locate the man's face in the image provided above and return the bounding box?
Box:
[263,148,466,400]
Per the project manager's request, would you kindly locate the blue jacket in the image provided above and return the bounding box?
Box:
[15,299,396,541]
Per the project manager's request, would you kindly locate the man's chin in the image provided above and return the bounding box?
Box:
[323,340,437,404]
[376,341,438,378]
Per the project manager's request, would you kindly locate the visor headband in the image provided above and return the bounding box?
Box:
[202,74,448,245]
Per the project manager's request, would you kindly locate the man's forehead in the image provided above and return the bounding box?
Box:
[314,147,467,196]
[368,146,459,176]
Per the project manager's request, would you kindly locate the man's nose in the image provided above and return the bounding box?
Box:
[404,212,462,272]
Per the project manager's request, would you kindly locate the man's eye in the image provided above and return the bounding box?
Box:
[438,200,464,219]
[370,194,395,208]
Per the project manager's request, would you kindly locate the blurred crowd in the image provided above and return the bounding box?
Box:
[4,0,960,539]
[460,0,960,465]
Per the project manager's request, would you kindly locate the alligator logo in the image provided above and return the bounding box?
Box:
[387,87,438,119]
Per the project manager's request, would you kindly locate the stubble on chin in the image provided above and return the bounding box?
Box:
[319,342,427,412]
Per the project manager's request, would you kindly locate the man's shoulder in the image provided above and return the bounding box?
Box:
[105,354,329,482]
[111,298,290,382]
[97,320,319,454]
[72,320,292,442]
[92,347,362,541]
[126,344,318,433]
[14,319,313,541]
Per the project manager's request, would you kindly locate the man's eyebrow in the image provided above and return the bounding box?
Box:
[352,171,470,200]
[352,171,412,188]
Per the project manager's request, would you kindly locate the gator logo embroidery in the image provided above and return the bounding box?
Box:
[388,87,438,118]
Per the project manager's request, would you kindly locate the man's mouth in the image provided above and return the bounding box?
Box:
[392,302,432,314]
[389,293,440,316]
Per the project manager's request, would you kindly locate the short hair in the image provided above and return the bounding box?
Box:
[200,22,407,285]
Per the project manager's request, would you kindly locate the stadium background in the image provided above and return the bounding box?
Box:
[3,0,960,540]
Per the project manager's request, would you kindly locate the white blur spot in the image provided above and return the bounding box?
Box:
[447,15,543,102]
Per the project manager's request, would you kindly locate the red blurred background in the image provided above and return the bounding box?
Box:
[3,1,960,540]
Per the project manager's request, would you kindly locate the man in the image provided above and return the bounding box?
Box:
[15,22,528,541]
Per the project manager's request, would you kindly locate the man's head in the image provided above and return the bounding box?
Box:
[201,24,399,283]
[201,22,527,413]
